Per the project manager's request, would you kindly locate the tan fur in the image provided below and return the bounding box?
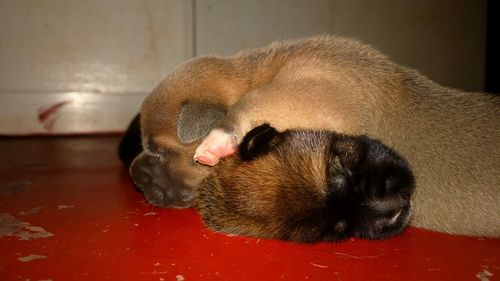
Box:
[140,35,500,237]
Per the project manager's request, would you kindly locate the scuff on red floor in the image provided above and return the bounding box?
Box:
[0,136,498,280]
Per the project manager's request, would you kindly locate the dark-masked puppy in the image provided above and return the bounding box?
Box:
[195,125,415,243]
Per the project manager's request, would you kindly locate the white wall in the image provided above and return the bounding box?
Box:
[0,0,193,134]
[327,1,486,92]
[196,0,486,91]
[0,0,487,134]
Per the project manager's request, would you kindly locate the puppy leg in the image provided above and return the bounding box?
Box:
[194,79,367,165]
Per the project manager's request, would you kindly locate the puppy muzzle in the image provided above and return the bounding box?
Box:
[130,152,195,208]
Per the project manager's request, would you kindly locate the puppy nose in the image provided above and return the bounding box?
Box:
[129,152,197,208]
[389,210,403,224]
[151,186,165,202]
[130,153,157,191]
[374,209,403,229]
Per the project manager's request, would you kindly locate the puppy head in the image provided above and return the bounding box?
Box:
[130,100,227,208]
[196,124,415,242]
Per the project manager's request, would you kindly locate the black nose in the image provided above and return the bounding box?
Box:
[129,152,195,208]
[351,168,414,239]
[353,196,412,240]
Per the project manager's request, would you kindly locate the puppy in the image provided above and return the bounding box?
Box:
[195,124,415,242]
[129,35,499,237]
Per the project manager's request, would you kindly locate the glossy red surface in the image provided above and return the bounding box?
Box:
[0,136,498,281]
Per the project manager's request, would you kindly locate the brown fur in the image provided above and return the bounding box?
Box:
[134,35,499,237]
[195,125,415,242]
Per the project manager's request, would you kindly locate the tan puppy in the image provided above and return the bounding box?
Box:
[130,35,499,237]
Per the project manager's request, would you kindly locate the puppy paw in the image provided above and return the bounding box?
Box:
[194,129,238,166]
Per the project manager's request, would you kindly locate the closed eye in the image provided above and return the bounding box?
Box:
[143,138,162,158]
[142,136,173,160]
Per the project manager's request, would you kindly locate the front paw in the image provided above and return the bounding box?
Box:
[194,129,238,166]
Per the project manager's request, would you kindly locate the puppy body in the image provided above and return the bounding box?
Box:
[134,35,499,236]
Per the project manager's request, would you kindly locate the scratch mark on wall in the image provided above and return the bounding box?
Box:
[142,0,161,77]
[37,101,71,131]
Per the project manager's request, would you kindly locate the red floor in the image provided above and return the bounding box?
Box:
[0,136,498,281]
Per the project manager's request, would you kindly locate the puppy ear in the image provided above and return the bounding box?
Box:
[118,113,143,167]
[177,102,227,144]
[239,124,279,161]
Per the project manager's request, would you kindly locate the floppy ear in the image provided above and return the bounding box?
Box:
[118,113,143,167]
[176,102,227,144]
[239,124,279,161]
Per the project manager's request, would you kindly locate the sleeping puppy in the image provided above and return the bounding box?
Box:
[127,35,499,237]
[195,124,415,242]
